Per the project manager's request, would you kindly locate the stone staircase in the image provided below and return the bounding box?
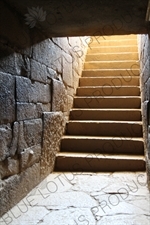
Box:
[54,35,146,172]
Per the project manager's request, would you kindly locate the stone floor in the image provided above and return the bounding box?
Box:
[0,172,150,225]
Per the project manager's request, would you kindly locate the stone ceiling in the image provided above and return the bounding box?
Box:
[2,0,150,37]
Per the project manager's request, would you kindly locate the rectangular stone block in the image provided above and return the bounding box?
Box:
[20,144,41,171]
[0,72,15,124]
[23,119,42,148]
[41,112,65,178]
[52,37,69,53]
[17,119,42,153]
[17,103,51,121]
[52,79,67,112]
[31,59,57,84]
[0,124,12,161]
[17,103,37,121]
[141,59,150,84]
[32,39,62,73]
[16,76,51,103]
[62,52,73,87]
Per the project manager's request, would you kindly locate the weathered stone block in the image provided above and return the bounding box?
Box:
[32,39,62,73]
[31,59,57,84]
[0,163,40,217]
[62,52,73,87]
[0,72,15,124]
[23,119,42,148]
[72,71,80,93]
[16,77,51,103]
[41,112,65,178]
[17,121,28,153]
[141,59,150,84]
[0,158,19,179]
[142,101,148,139]
[52,37,70,53]
[36,103,51,117]
[17,103,51,121]
[67,95,74,113]
[9,122,19,157]
[0,124,12,161]
[52,79,67,112]
[17,103,37,121]
[17,119,42,153]
[20,144,41,171]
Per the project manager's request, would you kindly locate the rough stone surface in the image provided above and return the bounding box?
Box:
[9,122,19,157]
[17,103,51,121]
[62,52,73,87]
[32,39,62,73]
[52,79,67,112]
[139,34,150,188]
[0,163,41,218]
[1,172,149,225]
[23,119,42,148]
[0,73,15,124]
[31,59,56,84]
[16,77,51,103]
[0,124,12,161]
[20,144,41,171]
[0,158,19,179]
[41,112,65,178]
[0,8,88,216]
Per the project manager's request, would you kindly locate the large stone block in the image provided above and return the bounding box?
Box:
[31,59,57,84]
[16,76,51,103]
[9,122,19,157]
[0,73,15,124]
[17,103,38,121]
[17,119,42,153]
[20,144,41,171]
[36,103,51,117]
[0,124,12,161]
[23,119,42,148]
[41,112,65,178]
[141,59,150,84]
[17,103,51,121]
[32,39,62,73]
[52,79,67,112]
[52,37,70,53]
[0,163,41,217]
[0,158,19,179]
[62,52,73,87]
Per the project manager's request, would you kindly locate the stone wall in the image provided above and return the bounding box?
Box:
[0,24,89,216]
[138,34,150,187]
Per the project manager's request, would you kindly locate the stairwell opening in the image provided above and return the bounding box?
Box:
[0,33,150,218]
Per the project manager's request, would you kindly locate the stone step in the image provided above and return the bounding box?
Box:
[89,39,137,47]
[86,52,138,61]
[82,69,140,77]
[77,86,140,96]
[61,136,144,155]
[79,77,139,86]
[90,35,137,43]
[88,46,138,53]
[54,153,145,172]
[66,121,142,137]
[70,109,141,121]
[84,61,139,70]
[74,96,141,108]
